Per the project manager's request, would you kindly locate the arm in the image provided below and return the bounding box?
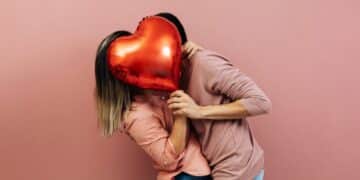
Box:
[168,52,271,120]
[168,90,250,120]
[198,99,250,120]
[169,114,189,154]
[125,110,187,171]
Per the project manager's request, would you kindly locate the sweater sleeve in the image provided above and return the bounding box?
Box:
[201,53,272,116]
[124,109,185,171]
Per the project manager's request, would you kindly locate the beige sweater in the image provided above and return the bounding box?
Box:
[181,48,272,180]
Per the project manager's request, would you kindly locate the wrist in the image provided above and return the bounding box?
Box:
[198,105,210,119]
[174,114,187,121]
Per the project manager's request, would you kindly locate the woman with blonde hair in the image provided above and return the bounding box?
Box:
[94,30,212,180]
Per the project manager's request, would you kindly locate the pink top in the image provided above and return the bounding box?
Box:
[181,48,272,180]
[122,93,211,180]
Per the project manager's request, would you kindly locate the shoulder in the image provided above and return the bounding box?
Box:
[123,101,161,131]
[192,48,231,63]
[190,48,235,78]
[122,100,168,144]
[191,49,233,72]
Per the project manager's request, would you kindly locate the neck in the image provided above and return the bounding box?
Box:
[142,89,170,97]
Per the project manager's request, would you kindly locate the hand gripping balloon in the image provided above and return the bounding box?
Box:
[107,16,182,91]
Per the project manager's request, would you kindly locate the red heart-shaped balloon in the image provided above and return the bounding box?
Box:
[107,16,182,91]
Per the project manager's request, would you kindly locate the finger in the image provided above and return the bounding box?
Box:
[170,90,185,98]
[168,103,187,110]
[169,90,183,98]
[167,97,185,105]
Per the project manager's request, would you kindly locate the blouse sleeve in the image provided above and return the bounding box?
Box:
[201,53,272,116]
[124,109,185,171]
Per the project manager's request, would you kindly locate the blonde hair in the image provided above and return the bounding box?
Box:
[94,31,133,137]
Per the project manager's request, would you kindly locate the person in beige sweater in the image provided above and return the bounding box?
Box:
[155,12,271,180]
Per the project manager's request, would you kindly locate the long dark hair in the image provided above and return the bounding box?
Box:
[94,30,134,137]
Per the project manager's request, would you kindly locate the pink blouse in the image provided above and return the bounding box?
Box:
[122,93,211,180]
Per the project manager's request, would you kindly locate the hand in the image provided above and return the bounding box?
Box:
[167,90,203,119]
[181,41,203,59]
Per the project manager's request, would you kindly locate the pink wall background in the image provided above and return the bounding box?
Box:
[2,0,359,179]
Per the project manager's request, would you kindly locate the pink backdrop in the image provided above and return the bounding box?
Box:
[2,0,359,179]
